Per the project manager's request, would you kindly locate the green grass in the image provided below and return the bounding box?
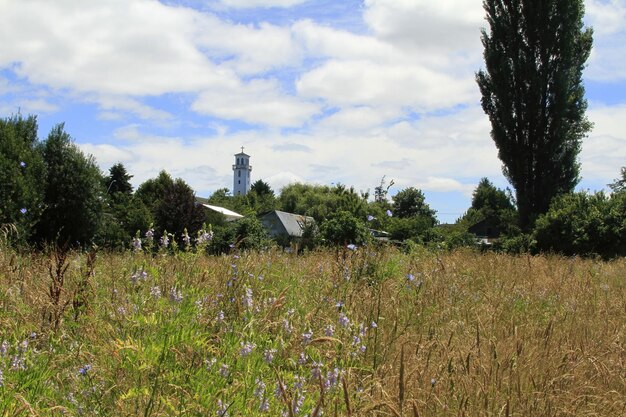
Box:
[0,245,624,416]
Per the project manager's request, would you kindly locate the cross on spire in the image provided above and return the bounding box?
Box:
[241,146,245,153]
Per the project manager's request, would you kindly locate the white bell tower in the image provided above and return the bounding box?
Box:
[233,147,252,196]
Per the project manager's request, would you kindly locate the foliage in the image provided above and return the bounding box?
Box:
[391,187,437,223]
[477,0,593,230]
[35,124,104,246]
[104,163,133,195]
[209,216,271,253]
[0,114,46,244]
[320,210,370,246]
[154,178,207,242]
[96,193,152,249]
[135,170,174,216]
[533,191,626,258]
[459,178,519,238]
[279,183,369,222]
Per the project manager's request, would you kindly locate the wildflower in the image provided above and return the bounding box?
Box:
[359,323,367,336]
[346,243,357,251]
[145,228,154,242]
[243,287,253,309]
[302,329,313,344]
[430,378,437,387]
[298,352,307,364]
[254,379,266,399]
[359,345,367,353]
[19,340,28,353]
[0,340,8,356]
[150,286,161,299]
[20,208,27,214]
[117,306,126,315]
[335,301,344,309]
[160,232,170,248]
[197,229,213,244]
[311,361,323,379]
[216,399,229,416]
[219,364,230,378]
[367,214,375,221]
[0,369,3,387]
[325,324,335,337]
[132,237,142,251]
[239,342,256,357]
[339,312,350,328]
[259,398,269,413]
[407,273,415,282]
[352,335,361,346]
[282,318,292,334]
[169,287,183,303]
[386,209,393,217]
[371,321,378,329]
[19,161,26,168]
[293,391,305,414]
[182,229,191,247]
[205,358,217,370]
[217,310,225,322]
[263,349,276,364]
[11,354,26,370]
[78,364,92,376]
[324,368,340,389]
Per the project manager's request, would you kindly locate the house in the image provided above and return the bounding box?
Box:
[259,210,315,247]
[468,217,501,244]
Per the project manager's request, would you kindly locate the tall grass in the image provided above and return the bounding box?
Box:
[0,244,624,416]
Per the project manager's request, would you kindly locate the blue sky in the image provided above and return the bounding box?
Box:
[1,0,624,223]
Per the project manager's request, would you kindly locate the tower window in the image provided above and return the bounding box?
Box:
[238,180,241,184]
[238,171,241,177]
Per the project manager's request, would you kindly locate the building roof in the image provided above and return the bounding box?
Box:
[202,204,244,222]
[260,210,315,238]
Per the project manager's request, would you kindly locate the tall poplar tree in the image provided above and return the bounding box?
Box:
[476,0,593,230]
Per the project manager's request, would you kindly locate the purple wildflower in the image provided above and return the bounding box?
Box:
[325,324,335,337]
[370,321,378,329]
[386,209,393,217]
[20,208,27,214]
[242,287,253,309]
[302,329,313,344]
[132,237,142,251]
[0,340,8,356]
[0,369,4,387]
[169,287,183,303]
[263,349,276,364]
[219,364,230,378]
[346,243,357,251]
[150,286,161,299]
[339,312,350,328]
[367,214,375,221]
[19,161,26,168]
[239,342,256,357]
[78,364,92,376]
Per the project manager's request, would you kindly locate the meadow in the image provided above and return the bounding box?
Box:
[0,245,624,416]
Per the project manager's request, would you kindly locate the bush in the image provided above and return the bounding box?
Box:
[320,211,370,247]
[533,191,625,258]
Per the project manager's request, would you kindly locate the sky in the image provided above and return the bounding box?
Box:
[1,0,624,223]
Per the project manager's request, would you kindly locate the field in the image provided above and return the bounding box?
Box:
[0,245,624,416]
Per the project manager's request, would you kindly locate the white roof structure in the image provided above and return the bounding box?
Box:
[202,204,244,222]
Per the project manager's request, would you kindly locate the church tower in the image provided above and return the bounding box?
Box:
[233,147,252,196]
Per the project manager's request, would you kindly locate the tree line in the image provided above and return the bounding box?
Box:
[1,112,624,258]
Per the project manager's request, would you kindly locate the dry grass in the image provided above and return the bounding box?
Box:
[0,245,624,416]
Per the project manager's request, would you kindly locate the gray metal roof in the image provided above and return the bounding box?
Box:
[260,210,315,238]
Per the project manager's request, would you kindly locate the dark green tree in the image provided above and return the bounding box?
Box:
[35,124,104,246]
[135,170,174,215]
[0,114,46,243]
[391,187,437,223]
[105,163,133,195]
[477,0,593,230]
[250,179,273,197]
[320,211,370,247]
[154,178,206,241]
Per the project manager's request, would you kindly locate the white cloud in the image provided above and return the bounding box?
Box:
[217,0,308,8]
[363,0,484,53]
[192,78,320,127]
[416,177,476,195]
[582,103,626,179]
